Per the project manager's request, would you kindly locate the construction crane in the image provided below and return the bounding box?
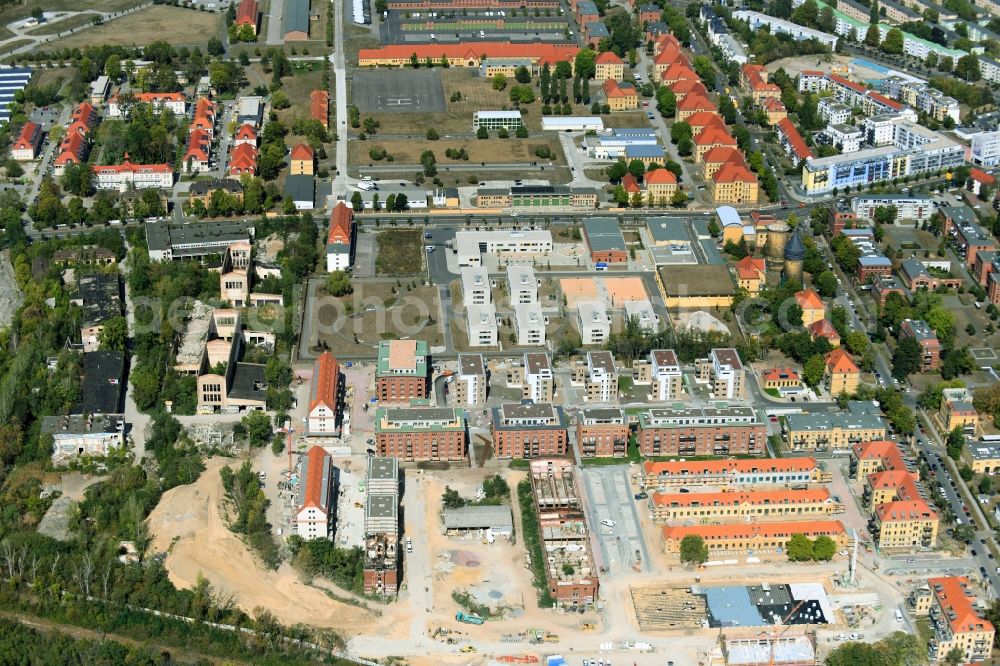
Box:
[764,599,807,666]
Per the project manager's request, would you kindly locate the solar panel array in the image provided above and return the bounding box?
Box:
[0,68,32,124]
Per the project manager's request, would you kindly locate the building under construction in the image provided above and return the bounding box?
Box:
[363,456,400,596]
[528,458,599,607]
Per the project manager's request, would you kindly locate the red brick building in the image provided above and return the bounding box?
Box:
[575,407,629,458]
[899,319,941,371]
[374,407,467,461]
[637,404,766,457]
[376,339,428,404]
[492,403,568,459]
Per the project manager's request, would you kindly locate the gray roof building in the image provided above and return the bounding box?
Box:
[145,219,255,262]
[443,505,513,534]
[74,350,125,415]
[582,217,627,254]
[285,0,311,36]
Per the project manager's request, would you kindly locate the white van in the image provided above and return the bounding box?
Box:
[361,175,373,182]
[895,609,903,622]
[600,519,616,528]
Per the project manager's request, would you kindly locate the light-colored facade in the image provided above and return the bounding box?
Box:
[513,302,546,346]
[43,414,125,466]
[453,354,487,407]
[466,303,499,347]
[296,446,335,539]
[577,301,610,345]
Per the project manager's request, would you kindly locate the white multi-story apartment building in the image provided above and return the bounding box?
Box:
[732,11,839,48]
[514,303,546,346]
[818,98,852,125]
[524,352,554,402]
[972,130,1000,167]
[624,299,658,332]
[820,124,863,153]
[585,351,618,403]
[708,348,746,400]
[650,349,683,401]
[460,266,491,305]
[296,446,335,539]
[507,265,538,304]
[466,303,498,347]
[577,301,610,345]
[454,353,487,407]
[853,194,936,222]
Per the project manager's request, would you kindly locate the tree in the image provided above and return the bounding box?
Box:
[514,65,531,84]
[814,271,838,297]
[99,316,128,351]
[241,410,272,447]
[363,117,380,135]
[786,533,815,561]
[679,535,709,565]
[825,632,922,666]
[844,331,869,356]
[326,270,352,296]
[864,25,881,47]
[947,426,966,460]
[925,51,939,69]
[574,48,597,80]
[881,28,904,54]
[62,163,94,197]
[670,189,688,207]
[426,128,439,140]
[891,337,922,380]
[441,486,465,509]
[955,54,981,81]
[351,191,363,209]
[607,161,628,182]
[813,535,837,561]
[207,36,224,56]
[803,354,826,388]
[492,73,508,90]
[515,125,529,138]
[476,126,489,139]
[627,159,645,180]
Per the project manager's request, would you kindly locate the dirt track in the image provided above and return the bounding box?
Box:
[147,457,377,634]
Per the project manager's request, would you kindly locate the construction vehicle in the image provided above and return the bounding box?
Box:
[459,645,478,653]
[542,633,559,643]
[455,611,485,625]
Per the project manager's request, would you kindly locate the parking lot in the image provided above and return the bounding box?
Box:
[352,69,446,113]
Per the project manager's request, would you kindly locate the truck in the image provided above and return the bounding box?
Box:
[456,611,485,625]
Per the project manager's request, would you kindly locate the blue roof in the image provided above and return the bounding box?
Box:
[704,586,765,627]
[625,145,665,158]
[716,205,741,228]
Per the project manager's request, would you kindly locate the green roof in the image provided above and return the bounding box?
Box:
[376,339,428,377]
[374,407,466,433]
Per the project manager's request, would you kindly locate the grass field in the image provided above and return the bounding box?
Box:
[0,39,33,56]
[26,12,102,35]
[41,5,221,49]
[0,0,141,39]
[314,282,443,355]
[344,23,380,55]
[375,229,424,275]
[350,137,563,166]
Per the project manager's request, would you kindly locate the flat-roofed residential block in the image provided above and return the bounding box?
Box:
[512,352,555,403]
[637,403,766,457]
[514,302,546,346]
[577,300,610,345]
[646,348,683,401]
[376,339,429,404]
[694,348,745,399]
[375,407,467,461]
[507,265,538,304]
[492,402,568,459]
[460,266,492,305]
[473,110,523,130]
[623,299,658,333]
[967,443,1000,476]
[576,407,628,458]
[453,354,487,407]
[583,351,618,403]
[940,387,978,435]
[466,302,498,347]
[296,446,335,539]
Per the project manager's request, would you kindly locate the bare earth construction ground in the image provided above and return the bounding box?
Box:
[147,456,386,635]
